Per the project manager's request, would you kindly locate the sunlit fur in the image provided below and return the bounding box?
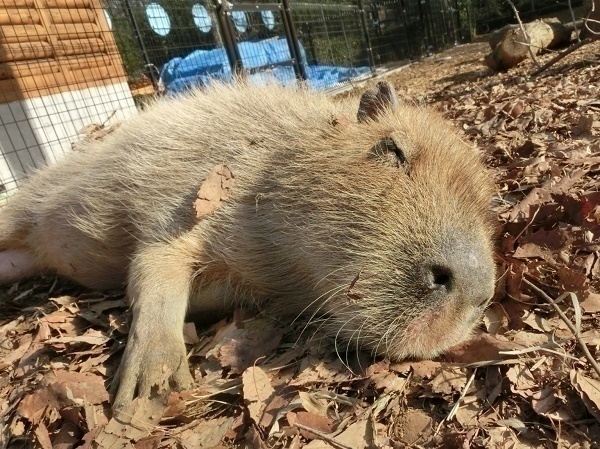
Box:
[0,81,496,363]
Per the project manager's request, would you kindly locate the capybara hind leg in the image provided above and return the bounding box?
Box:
[31,225,130,290]
[112,236,201,410]
[0,249,42,285]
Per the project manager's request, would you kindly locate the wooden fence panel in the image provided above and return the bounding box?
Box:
[0,0,128,103]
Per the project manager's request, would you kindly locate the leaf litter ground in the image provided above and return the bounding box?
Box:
[2,41,600,448]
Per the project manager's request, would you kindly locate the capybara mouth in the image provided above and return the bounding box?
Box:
[316,282,493,362]
[396,300,487,359]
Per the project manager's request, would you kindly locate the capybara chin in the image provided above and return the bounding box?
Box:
[0,81,496,409]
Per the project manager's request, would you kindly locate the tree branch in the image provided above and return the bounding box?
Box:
[531,37,597,76]
[506,0,542,68]
[523,278,600,379]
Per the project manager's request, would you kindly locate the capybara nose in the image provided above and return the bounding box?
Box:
[424,230,496,307]
[425,255,493,307]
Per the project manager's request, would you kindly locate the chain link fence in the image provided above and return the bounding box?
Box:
[101,0,464,96]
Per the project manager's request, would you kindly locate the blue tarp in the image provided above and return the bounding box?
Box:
[159,37,371,93]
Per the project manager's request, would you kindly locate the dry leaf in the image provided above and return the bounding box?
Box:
[402,408,434,443]
[0,333,32,370]
[370,372,407,393]
[243,366,275,424]
[431,367,467,394]
[299,391,330,416]
[194,164,235,219]
[506,365,536,397]
[93,396,167,448]
[531,386,574,421]
[287,411,335,440]
[334,419,372,449]
[570,370,600,421]
[454,402,481,428]
[444,332,522,363]
[390,360,441,379]
[53,422,82,449]
[483,304,509,335]
[581,329,600,347]
[45,329,109,346]
[581,292,600,313]
[175,416,235,448]
[217,327,283,374]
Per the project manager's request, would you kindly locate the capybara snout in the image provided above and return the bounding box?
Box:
[0,80,496,408]
[422,228,496,305]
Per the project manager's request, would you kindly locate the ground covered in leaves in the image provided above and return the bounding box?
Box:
[3,40,600,448]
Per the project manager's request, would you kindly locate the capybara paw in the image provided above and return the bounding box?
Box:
[112,338,193,411]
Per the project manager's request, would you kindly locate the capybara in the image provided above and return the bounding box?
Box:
[0,81,496,409]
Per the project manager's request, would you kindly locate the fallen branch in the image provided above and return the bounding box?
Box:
[523,279,600,379]
[531,37,596,76]
[293,423,354,449]
[486,18,570,70]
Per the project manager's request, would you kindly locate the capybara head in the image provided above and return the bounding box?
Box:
[219,82,497,360]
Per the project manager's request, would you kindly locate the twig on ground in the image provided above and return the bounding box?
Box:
[568,0,580,42]
[531,37,596,76]
[499,338,571,355]
[523,278,600,378]
[506,0,542,68]
[446,368,477,421]
[464,359,522,368]
[502,346,583,362]
[514,206,540,242]
[293,423,354,449]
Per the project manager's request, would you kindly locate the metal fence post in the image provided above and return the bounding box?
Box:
[213,0,243,75]
[280,0,307,81]
[357,0,376,70]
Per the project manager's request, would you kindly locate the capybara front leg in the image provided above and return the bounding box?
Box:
[0,249,42,286]
[112,239,198,410]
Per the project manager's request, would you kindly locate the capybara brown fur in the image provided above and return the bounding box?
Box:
[0,81,496,409]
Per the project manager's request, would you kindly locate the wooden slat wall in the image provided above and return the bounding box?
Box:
[0,0,128,103]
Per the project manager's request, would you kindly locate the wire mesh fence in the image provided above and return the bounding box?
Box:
[0,0,583,198]
[0,0,463,198]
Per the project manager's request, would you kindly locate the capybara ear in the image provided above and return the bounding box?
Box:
[357,81,399,123]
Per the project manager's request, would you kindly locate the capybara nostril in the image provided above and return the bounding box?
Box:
[429,265,453,291]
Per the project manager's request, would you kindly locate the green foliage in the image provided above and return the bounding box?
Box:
[103,0,145,81]
[293,4,367,67]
